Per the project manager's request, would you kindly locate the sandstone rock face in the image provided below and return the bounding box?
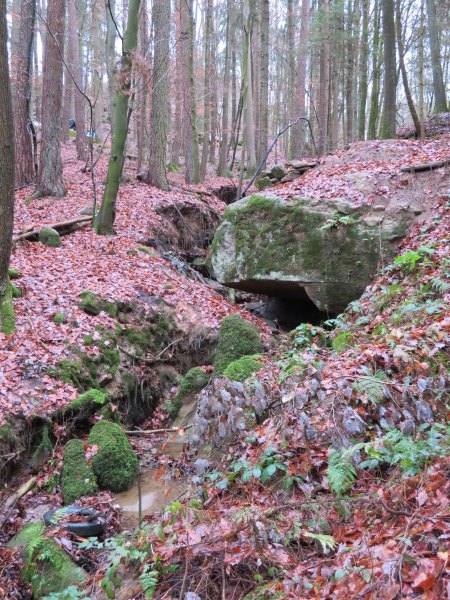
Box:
[210,194,416,314]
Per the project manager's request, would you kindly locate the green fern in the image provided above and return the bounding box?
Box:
[430,277,450,295]
[304,532,338,554]
[352,371,388,405]
[139,567,159,599]
[327,448,358,496]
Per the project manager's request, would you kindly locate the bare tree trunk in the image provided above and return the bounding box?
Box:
[380,0,396,139]
[0,0,15,334]
[425,0,447,112]
[368,0,381,139]
[207,9,217,165]
[218,0,232,175]
[318,0,330,155]
[95,0,140,234]
[67,0,87,160]
[357,0,369,140]
[258,0,269,168]
[291,0,310,157]
[395,0,421,137]
[243,1,256,174]
[11,0,36,187]
[137,0,149,172]
[144,0,170,190]
[33,0,66,198]
[105,0,117,133]
[418,0,425,137]
[182,0,199,184]
[200,0,213,180]
[171,0,182,165]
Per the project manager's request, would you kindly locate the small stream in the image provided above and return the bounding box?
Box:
[114,468,188,529]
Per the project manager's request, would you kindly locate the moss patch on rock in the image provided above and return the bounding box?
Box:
[332,332,356,352]
[65,389,107,414]
[61,439,98,504]
[88,420,139,492]
[7,268,21,280]
[9,522,86,596]
[169,367,209,419]
[213,314,263,375]
[39,227,61,248]
[78,291,118,317]
[223,355,263,382]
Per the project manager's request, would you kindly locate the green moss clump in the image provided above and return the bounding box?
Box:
[9,522,86,595]
[53,312,66,325]
[8,268,21,280]
[332,332,356,352]
[78,291,118,317]
[88,420,138,492]
[61,439,98,504]
[39,227,61,248]
[0,281,15,335]
[65,389,107,413]
[223,355,263,382]
[31,426,53,464]
[11,284,22,298]
[213,315,263,375]
[0,424,15,445]
[169,367,209,419]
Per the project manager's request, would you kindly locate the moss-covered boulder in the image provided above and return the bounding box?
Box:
[88,420,138,492]
[169,367,209,419]
[210,194,415,314]
[9,522,86,596]
[78,291,118,317]
[213,314,263,375]
[65,388,107,414]
[38,227,61,248]
[61,439,98,504]
[223,355,263,382]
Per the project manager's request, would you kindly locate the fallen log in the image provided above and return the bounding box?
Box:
[13,216,92,243]
[400,159,450,173]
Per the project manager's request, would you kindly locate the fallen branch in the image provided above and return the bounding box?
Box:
[0,476,37,526]
[400,159,450,173]
[13,216,92,243]
[125,425,192,435]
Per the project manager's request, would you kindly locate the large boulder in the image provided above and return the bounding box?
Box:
[210,194,416,315]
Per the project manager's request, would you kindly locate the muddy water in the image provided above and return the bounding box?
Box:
[114,469,188,529]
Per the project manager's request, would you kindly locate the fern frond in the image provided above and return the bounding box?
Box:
[430,277,450,295]
[327,449,357,496]
[304,532,338,554]
[352,370,388,405]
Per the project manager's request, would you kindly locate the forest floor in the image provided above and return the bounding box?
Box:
[1,134,449,599]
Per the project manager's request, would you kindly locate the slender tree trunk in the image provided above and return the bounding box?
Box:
[380,0,396,139]
[68,0,87,160]
[287,0,295,157]
[318,0,330,155]
[33,0,66,198]
[395,0,421,137]
[137,0,149,172]
[217,0,231,175]
[208,9,217,165]
[418,0,425,137]
[258,0,269,168]
[144,0,170,189]
[200,0,213,180]
[0,0,15,334]
[11,0,36,187]
[243,2,256,174]
[105,0,117,133]
[184,0,200,184]
[425,0,447,112]
[357,0,369,140]
[291,0,310,157]
[95,0,140,234]
[368,0,381,139]
[171,0,182,165]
